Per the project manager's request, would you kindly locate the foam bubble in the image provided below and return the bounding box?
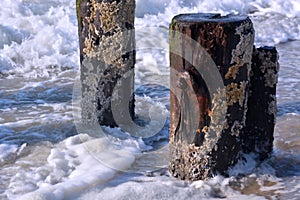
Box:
[0,143,27,164]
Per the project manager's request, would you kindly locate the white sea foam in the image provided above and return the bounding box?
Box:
[5,132,144,200]
[135,0,300,46]
[0,143,27,164]
[0,0,300,77]
[0,0,78,77]
[0,144,19,163]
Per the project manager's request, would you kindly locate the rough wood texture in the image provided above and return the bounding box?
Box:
[169,13,254,180]
[243,46,279,160]
[77,0,135,126]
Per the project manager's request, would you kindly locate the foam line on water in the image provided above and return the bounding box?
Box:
[8,132,141,200]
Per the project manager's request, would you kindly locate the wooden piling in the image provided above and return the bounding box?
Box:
[76,0,135,126]
[243,46,279,160]
[169,13,255,180]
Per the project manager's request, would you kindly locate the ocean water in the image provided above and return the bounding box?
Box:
[0,0,300,199]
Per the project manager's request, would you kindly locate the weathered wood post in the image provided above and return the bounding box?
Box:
[76,0,135,126]
[169,13,255,180]
[243,46,279,160]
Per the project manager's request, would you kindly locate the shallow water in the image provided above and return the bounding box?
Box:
[0,0,300,199]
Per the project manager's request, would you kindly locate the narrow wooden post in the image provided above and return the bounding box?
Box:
[169,13,254,180]
[76,0,135,126]
[243,46,279,160]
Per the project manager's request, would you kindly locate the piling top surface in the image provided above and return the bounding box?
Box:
[172,13,249,23]
[258,46,277,52]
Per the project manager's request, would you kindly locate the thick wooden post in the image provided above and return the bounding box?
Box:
[169,13,254,180]
[242,46,279,160]
[76,0,135,126]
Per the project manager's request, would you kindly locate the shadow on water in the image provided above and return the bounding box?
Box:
[268,154,300,177]
[277,101,300,116]
[271,102,300,178]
